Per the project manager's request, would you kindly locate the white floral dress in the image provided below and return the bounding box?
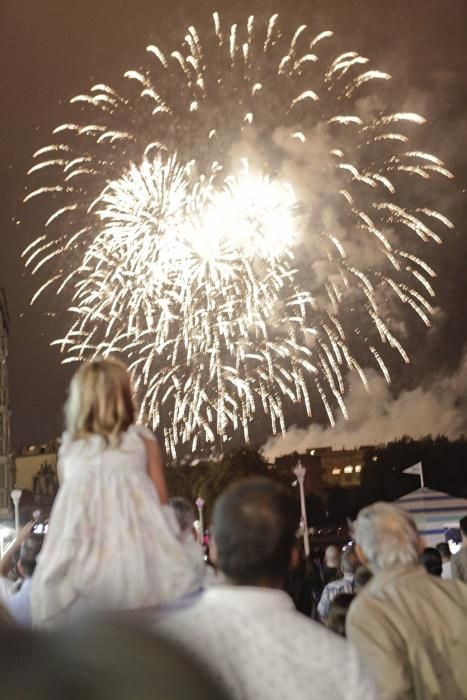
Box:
[31,425,198,626]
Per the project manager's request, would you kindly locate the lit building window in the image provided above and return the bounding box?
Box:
[355,465,362,473]
[332,468,341,475]
[344,465,354,474]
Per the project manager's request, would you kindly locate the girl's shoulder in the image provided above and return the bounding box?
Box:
[127,424,158,443]
[58,431,74,456]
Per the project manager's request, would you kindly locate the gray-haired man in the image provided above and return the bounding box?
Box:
[348,502,467,700]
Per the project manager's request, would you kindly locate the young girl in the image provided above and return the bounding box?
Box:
[31,359,198,626]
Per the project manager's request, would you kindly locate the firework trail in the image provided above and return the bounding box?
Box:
[24,14,454,457]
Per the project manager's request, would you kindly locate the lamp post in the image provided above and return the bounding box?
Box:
[195,496,205,545]
[10,488,22,535]
[293,461,310,557]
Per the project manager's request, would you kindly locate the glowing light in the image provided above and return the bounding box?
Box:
[24,14,453,457]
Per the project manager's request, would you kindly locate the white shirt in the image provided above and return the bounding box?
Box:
[442,560,452,579]
[153,586,376,700]
[4,577,33,627]
[318,572,355,620]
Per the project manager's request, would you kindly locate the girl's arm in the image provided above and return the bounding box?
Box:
[143,437,169,504]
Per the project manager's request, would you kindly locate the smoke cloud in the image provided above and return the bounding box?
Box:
[261,351,467,461]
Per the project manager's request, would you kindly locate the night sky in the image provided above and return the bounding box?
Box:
[1,0,466,451]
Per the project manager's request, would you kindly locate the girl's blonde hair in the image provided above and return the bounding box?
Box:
[65,358,135,444]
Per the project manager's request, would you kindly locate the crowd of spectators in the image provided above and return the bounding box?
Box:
[1,359,467,699]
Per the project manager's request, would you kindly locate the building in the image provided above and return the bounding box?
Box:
[13,440,59,518]
[14,441,58,492]
[0,288,12,517]
[313,446,366,489]
[271,445,368,494]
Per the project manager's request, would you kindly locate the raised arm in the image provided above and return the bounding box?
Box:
[0,521,34,578]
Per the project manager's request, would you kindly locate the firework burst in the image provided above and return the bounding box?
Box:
[24,13,453,457]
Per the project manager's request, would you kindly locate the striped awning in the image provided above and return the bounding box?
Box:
[396,488,467,540]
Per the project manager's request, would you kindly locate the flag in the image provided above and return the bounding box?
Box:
[402,462,425,487]
[402,462,422,476]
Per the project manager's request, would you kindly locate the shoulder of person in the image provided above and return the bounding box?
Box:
[298,614,375,691]
[155,594,210,643]
[346,582,385,627]
[132,424,158,443]
[58,431,72,451]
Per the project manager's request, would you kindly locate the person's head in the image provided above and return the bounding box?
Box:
[0,619,229,700]
[18,535,44,579]
[340,547,359,576]
[435,542,451,563]
[353,502,422,573]
[169,497,196,537]
[325,593,355,637]
[354,566,373,593]
[212,478,299,587]
[65,359,135,444]
[460,516,467,543]
[421,547,442,577]
[324,545,340,569]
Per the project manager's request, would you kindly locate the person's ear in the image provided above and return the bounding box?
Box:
[418,536,426,555]
[355,543,367,565]
[289,545,300,570]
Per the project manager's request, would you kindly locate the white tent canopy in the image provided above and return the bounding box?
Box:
[395,487,467,547]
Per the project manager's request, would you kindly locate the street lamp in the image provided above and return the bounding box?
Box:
[195,496,205,545]
[293,461,310,557]
[10,488,22,535]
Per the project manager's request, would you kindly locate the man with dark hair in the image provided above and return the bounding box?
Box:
[212,478,299,585]
[325,592,355,638]
[354,565,373,593]
[451,515,467,582]
[421,547,442,577]
[155,478,376,700]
